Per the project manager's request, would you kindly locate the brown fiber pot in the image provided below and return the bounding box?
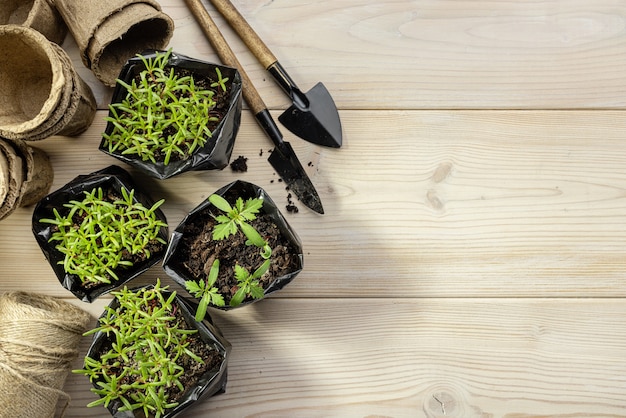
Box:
[54,0,175,87]
[0,25,96,141]
[0,0,67,44]
[0,137,53,221]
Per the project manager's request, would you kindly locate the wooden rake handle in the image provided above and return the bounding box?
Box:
[184,0,266,115]
[209,0,278,69]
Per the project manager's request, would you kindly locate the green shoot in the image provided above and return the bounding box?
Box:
[103,49,224,165]
[74,279,214,417]
[229,259,270,307]
[209,194,264,243]
[211,67,229,92]
[39,187,167,286]
[185,259,225,320]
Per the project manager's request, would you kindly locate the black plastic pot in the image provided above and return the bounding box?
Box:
[99,49,243,180]
[84,284,231,418]
[163,180,304,310]
[31,165,169,302]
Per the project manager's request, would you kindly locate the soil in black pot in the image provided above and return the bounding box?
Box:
[171,209,300,306]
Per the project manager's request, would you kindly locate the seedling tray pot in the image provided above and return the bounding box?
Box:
[84,285,231,417]
[0,25,96,141]
[99,50,243,180]
[31,165,169,302]
[163,180,304,310]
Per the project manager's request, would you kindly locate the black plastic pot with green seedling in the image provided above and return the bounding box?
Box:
[32,165,168,302]
[100,49,242,180]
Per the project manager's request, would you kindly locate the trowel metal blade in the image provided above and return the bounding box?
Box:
[268,142,324,214]
[278,82,342,148]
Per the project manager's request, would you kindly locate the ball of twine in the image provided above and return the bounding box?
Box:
[0,291,92,418]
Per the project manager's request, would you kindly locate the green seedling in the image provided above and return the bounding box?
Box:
[185,259,225,321]
[103,49,226,165]
[209,194,272,258]
[230,259,270,307]
[211,67,229,92]
[74,279,210,418]
[40,187,167,286]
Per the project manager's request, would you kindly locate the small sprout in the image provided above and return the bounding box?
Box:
[209,194,264,243]
[39,187,167,286]
[230,259,270,307]
[103,49,224,165]
[185,259,225,321]
[73,279,214,417]
[211,67,229,92]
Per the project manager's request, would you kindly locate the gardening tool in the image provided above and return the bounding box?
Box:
[208,0,342,148]
[185,0,324,214]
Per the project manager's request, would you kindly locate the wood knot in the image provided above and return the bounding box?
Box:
[431,162,453,183]
[427,189,445,212]
[426,391,458,416]
[422,386,492,418]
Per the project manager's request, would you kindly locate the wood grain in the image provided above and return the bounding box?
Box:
[2,0,626,416]
[62,0,626,111]
[4,110,626,298]
[60,299,626,417]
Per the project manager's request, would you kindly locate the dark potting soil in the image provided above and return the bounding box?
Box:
[173,210,300,305]
[229,155,248,172]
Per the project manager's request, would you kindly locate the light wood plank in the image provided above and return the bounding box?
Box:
[60,298,626,417]
[61,0,626,110]
[3,110,626,298]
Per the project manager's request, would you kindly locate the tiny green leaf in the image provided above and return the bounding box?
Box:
[208,194,232,213]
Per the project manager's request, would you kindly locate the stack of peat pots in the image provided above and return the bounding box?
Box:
[0,137,53,221]
[54,0,175,87]
[0,23,96,219]
[0,0,67,44]
[0,25,96,141]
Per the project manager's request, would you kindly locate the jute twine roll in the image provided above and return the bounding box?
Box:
[0,291,92,418]
[0,25,96,141]
[0,0,68,44]
[54,0,174,87]
[0,137,54,221]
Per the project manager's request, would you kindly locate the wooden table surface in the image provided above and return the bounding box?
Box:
[2,0,626,416]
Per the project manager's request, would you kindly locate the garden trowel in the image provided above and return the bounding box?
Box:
[185,0,324,214]
[209,0,343,148]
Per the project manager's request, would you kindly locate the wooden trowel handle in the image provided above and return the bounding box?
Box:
[209,0,278,69]
[185,0,267,115]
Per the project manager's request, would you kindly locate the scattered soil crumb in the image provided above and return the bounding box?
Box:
[286,193,299,213]
[230,155,248,172]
